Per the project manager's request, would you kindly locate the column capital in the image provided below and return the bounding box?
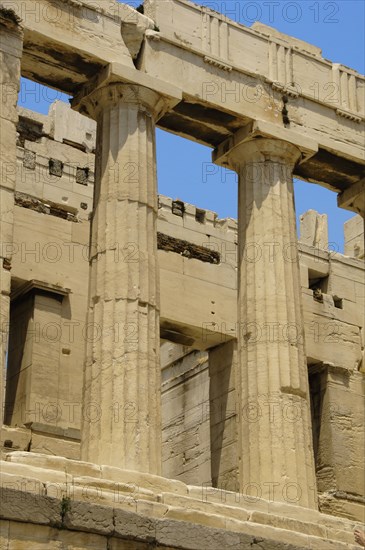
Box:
[224,137,302,170]
[213,119,318,170]
[73,82,171,121]
[71,61,182,121]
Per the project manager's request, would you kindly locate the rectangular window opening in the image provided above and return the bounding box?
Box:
[308,271,329,303]
[333,296,343,309]
[195,208,206,224]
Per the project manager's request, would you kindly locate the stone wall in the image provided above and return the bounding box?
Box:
[0,451,362,550]
[161,342,211,485]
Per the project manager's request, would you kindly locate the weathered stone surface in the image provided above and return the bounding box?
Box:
[300,210,329,250]
[49,101,96,152]
[156,517,242,549]
[2,520,108,549]
[209,341,238,492]
[158,232,220,264]
[0,487,61,525]
[63,500,114,535]
[113,507,156,541]
[101,464,188,496]
[72,83,171,474]
[344,215,364,259]
[143,0,364,192]
[22,150,36,170]
[0,453,362,548]
[218,138,317,508]
[29,433,80,460]
[1,425,31,453]
[162,347,211,485]
[0,9,23,431]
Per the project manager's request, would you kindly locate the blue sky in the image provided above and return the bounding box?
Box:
[18,0,364,251]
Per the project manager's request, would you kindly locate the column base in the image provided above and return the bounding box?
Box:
[1,451,361,549]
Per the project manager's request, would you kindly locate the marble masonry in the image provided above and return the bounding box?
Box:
[0,1,364,548]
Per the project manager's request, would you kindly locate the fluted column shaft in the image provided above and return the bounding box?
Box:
[80,84,162,473]
[0,13,23,423]
[230,139,317,508]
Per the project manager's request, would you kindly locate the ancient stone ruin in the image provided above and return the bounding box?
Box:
[0,0,364,548]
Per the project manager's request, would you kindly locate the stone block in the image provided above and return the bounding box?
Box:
[57,529,108,549]
[0,426,31,452]
[108,539,146,550]
[71,219,90,245]
[299,263,309,288]
[49,100,96,151]
[0,487,61,526]
[344,215,364,259]
[0,119,17,190]
[64,458,102,479]
[29,434,80,460]
[155,517,242,549]
[63,500,114,535]
[101,465,189,496]
[5,450,65,468]
[0,49,21,124]
[300,210,328,250]
[4,520,107,549]
[250,510,326,538]
[23,150,36,170]
[161,493,250,523]
[1,460,70,485]
[71,475,154,503]
[0,470,44,497]
[135,498,169,519]
[113,507,156,541]
[188,485,271,515]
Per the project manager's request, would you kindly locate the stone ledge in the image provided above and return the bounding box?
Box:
[158,195,238,233]
[0,488,361,550]
[0,453,361,549]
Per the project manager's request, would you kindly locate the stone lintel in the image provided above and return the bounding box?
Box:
[73,1,155,59]
[213,119,318,168]
[337,178,365,218]
[10,279,71,302]
[71,62,182,120]
[308,361,351,377]
[23,422,81,441]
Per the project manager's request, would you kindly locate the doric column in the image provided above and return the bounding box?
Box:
[217,138,317,508]
[74,83,173,473]
[0,9,23,423]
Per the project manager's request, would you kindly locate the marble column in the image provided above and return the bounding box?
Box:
[228,138,317,508]
[0,10,23,423]
[75,84,166,473]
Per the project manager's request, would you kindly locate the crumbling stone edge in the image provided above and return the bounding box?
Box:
[0,6,21,27]
[0,487,306,549]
